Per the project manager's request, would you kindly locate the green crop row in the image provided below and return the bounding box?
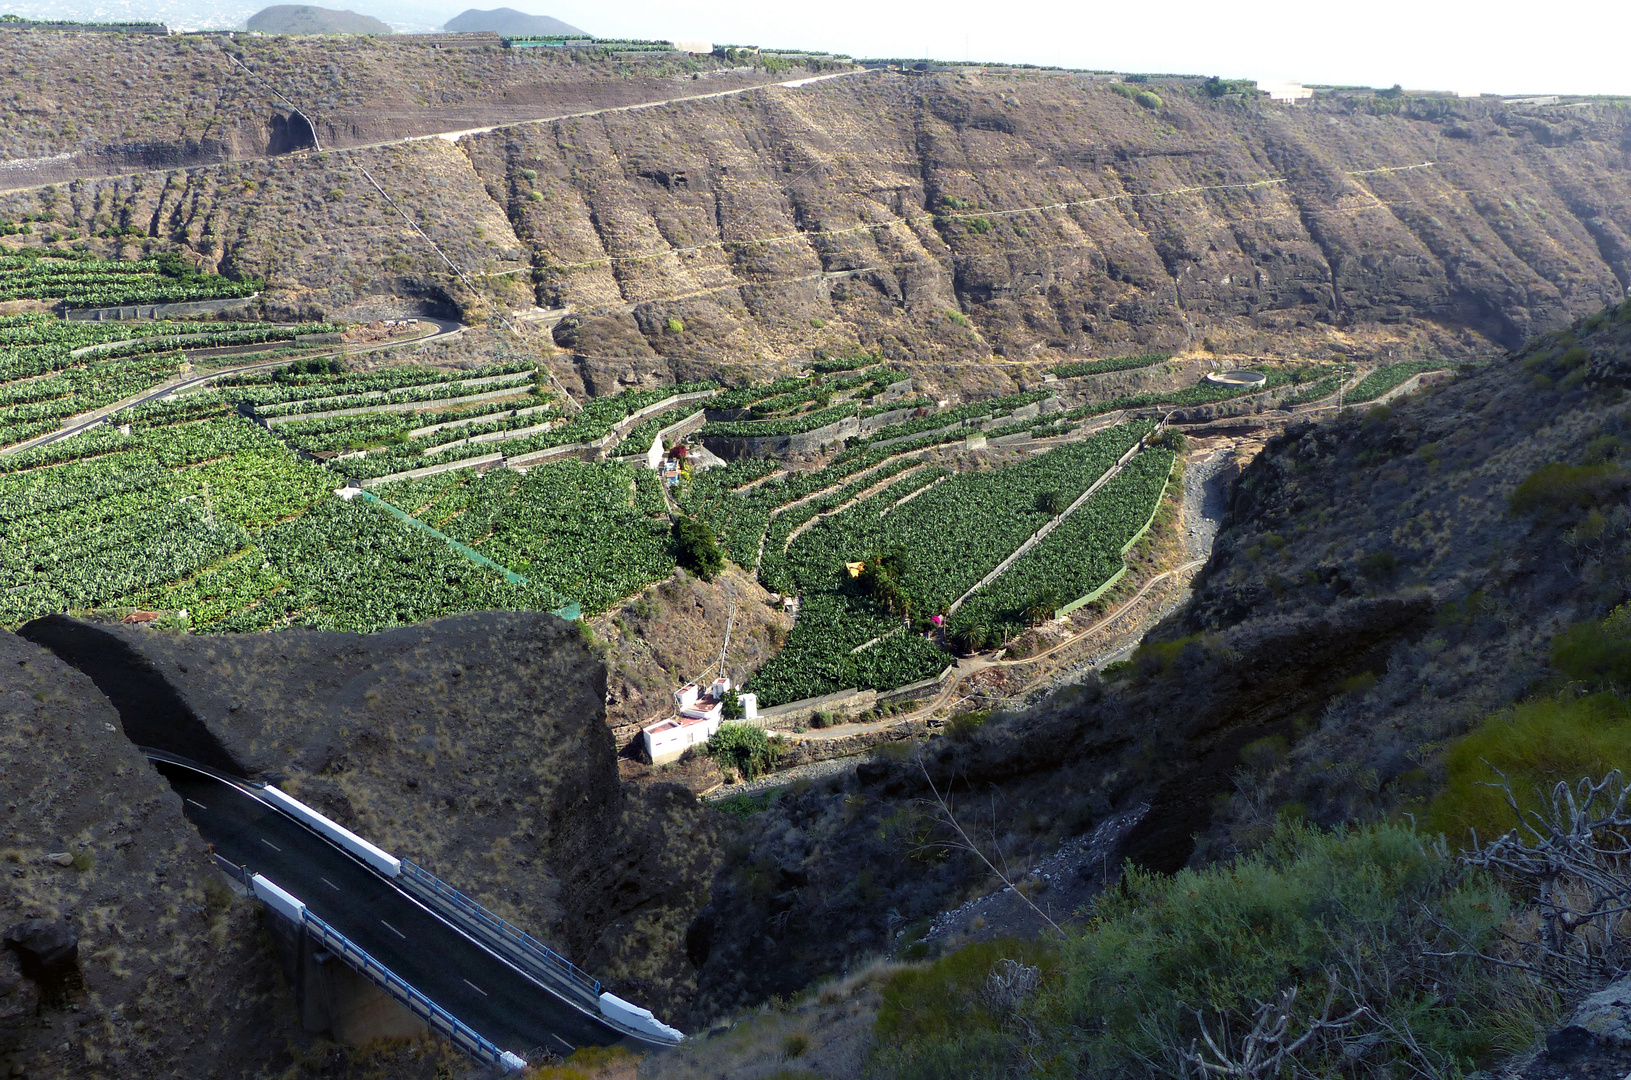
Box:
[1346,361,1446,403]
[950,446,1176,640]
[1049,352,1174,378]
[850,389,1054,446]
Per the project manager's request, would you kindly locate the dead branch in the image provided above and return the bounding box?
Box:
[917,763,1062,933]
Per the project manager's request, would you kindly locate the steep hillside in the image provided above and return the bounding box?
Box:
[1179,296,1631,852]
[19,611,721,1016]
[0,31,787,183]
[246,6,394,34]
[679,298,1631,1023]
[2,40,1626,381]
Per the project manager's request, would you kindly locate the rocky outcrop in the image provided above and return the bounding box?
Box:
[39,611,721,1015]
[0,631,297,1079]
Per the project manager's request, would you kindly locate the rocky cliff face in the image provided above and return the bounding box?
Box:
[473,75,1630,384]
[3,40,1628,379]
[24,611,720,1015]
[0,630,303,1079]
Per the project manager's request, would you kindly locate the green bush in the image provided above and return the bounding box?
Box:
[707,723,780,780]
[1108,82,1137,100]
[1552,604,1631,689]
[1134,90,1163,110]
[871,939,1060,1080]
[1059,824,1521,1075]
[673,518,724,580]
[1428,693,1631,843]
[1510,462,1631,520]
[871,824,1541,1079]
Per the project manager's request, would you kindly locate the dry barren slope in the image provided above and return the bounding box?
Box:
[467,74,1631,384]
[0,31,788,183]
[3,53,1627,383]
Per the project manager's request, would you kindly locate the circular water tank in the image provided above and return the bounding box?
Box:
[1204,370,1267,386]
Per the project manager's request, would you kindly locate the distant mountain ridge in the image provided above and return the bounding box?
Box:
[443,7,585,35]
[247,5,393,33]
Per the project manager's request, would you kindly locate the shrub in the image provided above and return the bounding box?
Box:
[673,518,724,580]
[1510,462,1631,521]
[1359,548,1398,579]
[1108,82,1137,100]
[943,710,989,741]
[1054,823,1524,1076]
[1552,604,1631,689]
[666,317,685,334]
[1134,90,1163,110]
[871,939,1059,1080]
[1428,693,1631,844]
[707,723,780,780]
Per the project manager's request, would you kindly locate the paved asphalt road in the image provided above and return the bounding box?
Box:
[156,761,621,1059]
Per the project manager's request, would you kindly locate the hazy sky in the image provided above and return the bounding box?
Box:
[8,0,1629,96]
[551,0,1627,96]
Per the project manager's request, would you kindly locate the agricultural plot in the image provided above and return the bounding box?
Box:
[371,461,675,614]
[948,446,1176,642]
[0,252,260,306]
[745,423,1152,705]
[0,313,336,450]
[1049,353,1173,379]
[1346,361,1446,403]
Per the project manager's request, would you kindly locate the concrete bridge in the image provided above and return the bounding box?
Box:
[148,751,682,1072]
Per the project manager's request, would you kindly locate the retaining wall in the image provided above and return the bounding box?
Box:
[700,404,923,460]
[65,293,260,321]
[262,385,529,425]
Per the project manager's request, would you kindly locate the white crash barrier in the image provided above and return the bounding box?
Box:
[598,992,686,1043]
[260,785,402,877]
[251,874,306,923]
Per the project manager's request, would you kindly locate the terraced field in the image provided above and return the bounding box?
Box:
[3,274,1312,704]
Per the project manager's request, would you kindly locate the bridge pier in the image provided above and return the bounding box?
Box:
[266,909,428,1045]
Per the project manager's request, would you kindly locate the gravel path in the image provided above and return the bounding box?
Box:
[702,755,859,801]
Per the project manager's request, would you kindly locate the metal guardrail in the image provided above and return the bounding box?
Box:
[399,860,602,1003]
[303,909,524,1073]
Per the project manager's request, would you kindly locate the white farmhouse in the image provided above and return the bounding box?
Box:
[641,677,759,765]
[1259,81,1314,104]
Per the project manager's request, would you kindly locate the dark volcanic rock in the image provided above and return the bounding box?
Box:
[2,919,78,979]
[73,611,721,1016]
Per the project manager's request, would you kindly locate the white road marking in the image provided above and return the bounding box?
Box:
[381,919,406,939]
[552,1035,575,1052]
[259,838,281,852]
[463,979,487,996]
[185,799,208,810]
[321,877,340,891]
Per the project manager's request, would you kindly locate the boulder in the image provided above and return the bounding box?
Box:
[1574,976,1631,1047]
[2,919,79,979]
